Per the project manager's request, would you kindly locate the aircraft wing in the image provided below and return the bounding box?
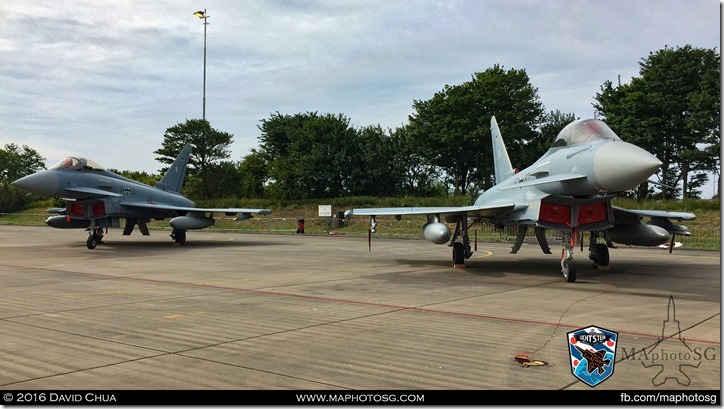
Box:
[123,202,272,216]
[612,206,696,222]
[345,202,518,219]
[612,205,695,237]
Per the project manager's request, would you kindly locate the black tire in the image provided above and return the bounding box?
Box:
[172,229,187,245]
[86,235,97,249]
[452,242,465,265]
[173,230,186,245]
[595,243,609,267]
[563,260,577,283]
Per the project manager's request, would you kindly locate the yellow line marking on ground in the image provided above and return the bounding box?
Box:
[474,250,493,259]
[165,312,205,319]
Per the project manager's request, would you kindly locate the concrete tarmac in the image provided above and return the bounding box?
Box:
[0,225,719,391]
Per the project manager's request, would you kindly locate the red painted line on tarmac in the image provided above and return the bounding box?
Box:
[3,263,720,346]
[188,283,721,345]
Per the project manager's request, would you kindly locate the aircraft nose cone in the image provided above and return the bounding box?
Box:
[12,171,59,197]
[593,142,662,192]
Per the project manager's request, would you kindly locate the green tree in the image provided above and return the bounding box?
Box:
[0,144,47,213]
[390,126,443,196]
[238,149,268,198]
[0,143,46,183]
[154,119,233,198]
[594,45,720,199]
[348,125,405,197]
[258,112,361,200]
[178,160,255,200]
[258,112,310,199]
[292,113,359,199]
[407,65,544,194]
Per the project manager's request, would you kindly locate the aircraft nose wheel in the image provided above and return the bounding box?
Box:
[86,235,97,249]
[86,228,103,249]
[562,259,576,282]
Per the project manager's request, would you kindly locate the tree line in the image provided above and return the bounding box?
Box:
[1,45,719,212]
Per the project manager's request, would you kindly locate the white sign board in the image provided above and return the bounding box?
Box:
[318,205,332,217]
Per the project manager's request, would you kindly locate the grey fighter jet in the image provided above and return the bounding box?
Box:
[12,144,272,249]
[344,116,695,282]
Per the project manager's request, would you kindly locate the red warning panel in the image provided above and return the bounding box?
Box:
[539,202,571,225]
[578,202,609,225]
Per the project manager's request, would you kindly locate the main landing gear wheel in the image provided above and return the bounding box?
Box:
[452,242,465,265]
[594,243,609,268]
[172,229,187,245]
[562,259,577,283]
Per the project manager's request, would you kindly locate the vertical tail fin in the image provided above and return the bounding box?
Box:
[490,116,515,185]
[155,144,193,193]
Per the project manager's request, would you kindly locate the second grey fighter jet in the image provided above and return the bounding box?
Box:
[345,116,695,282]
[12,144,272,249]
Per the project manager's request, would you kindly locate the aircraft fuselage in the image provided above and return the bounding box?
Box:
[474,138,661,231]
[16,168,195,222]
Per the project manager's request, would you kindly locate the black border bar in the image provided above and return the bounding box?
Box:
[1,390,720,406]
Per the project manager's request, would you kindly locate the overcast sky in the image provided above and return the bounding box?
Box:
[1,1,720,195]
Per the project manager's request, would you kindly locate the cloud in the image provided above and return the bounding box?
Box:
[0,0,719,189]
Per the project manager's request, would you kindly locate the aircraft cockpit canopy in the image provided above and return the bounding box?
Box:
[553,119,621,147]
[50,157,105,171]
